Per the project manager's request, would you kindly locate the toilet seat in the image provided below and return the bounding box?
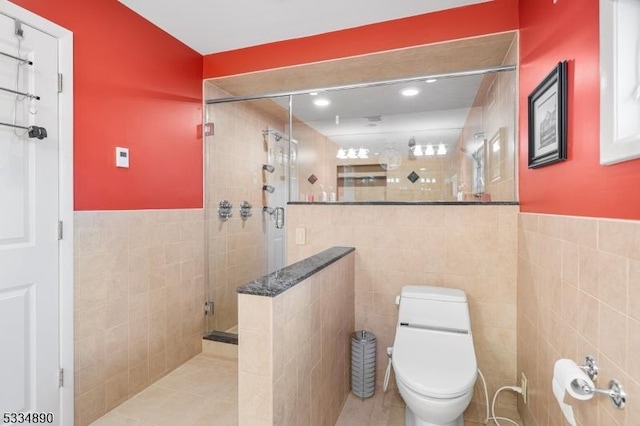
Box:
[392,326,477,399]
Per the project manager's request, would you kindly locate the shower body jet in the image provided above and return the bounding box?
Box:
[263,184,275,193]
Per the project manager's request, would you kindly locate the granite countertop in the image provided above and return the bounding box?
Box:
[236,246,355,297]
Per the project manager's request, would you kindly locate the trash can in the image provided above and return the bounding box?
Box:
[351,330,376,398]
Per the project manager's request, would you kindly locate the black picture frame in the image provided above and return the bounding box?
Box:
[527,61,568,168]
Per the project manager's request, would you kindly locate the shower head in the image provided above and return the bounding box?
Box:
[262,164,275,173]
[262,185,275,193]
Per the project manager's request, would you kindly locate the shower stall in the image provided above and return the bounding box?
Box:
[203,87,295,338]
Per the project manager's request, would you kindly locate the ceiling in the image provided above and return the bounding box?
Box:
[277,73,487,155]
[118,0,491,55]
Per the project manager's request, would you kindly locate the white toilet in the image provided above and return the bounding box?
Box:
[391,285,477,426]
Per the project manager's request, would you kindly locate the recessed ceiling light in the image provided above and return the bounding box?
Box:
[400,87,420,97]
[313,98,331,107]
[426,78,437,83]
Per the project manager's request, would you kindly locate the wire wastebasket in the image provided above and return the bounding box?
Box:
[351,330,376,398]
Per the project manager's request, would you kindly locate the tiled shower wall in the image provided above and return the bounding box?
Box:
[287,204,520,422]
[517,213,640,426]
[74,210,205,425]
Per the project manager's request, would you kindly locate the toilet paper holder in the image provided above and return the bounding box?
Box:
[578,355,598,381]
[570,378,626,409]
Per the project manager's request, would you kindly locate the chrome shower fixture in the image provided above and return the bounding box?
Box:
[263,206,284,228]
[262,164,275,173]
[240,201,252,220]
[217,200,233,221]
[263,184,275,193]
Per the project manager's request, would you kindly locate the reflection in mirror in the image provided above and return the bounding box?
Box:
[288,68,517,202]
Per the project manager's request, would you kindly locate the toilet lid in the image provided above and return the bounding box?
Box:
[392,326,477,399]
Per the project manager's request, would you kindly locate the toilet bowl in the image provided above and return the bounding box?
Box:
[391,286,477,426]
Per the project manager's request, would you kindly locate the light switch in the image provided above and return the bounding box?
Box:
[295,227,306,245]
[116,147,129,168]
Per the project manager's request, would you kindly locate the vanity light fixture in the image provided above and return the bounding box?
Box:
[336,147,370,159]
[400,87,420,97]
[413,145,423,156]
[437,143,447,155]
[425,144,435,156]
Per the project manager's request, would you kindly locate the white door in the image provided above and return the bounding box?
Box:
[0,13,60,423]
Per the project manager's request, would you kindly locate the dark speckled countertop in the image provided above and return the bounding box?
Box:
[236,246,355,297]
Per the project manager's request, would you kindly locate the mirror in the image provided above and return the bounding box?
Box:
[286,68,516,202]
[206,32,518,203]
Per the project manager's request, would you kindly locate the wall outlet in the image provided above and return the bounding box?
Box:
[520,372,528,404]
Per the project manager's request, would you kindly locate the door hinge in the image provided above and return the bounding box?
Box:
[14,20,23,38]
[58,368,64,387]
[204,301,214,315]
[57,73,63,93]
[57,221,63,240]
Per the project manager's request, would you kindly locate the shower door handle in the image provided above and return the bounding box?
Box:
[275,207,285,229]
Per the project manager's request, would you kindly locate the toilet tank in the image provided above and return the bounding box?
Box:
[397,285,471,332]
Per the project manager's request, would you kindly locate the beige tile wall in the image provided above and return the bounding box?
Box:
[74,209,205,426]
[287,204,520,422]
[238,252,355,426]
[517,213,640,426]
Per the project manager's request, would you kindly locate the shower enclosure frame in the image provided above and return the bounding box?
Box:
[203,94,295,337]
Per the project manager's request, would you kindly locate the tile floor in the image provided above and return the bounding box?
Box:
[89,353,238,426]
[91,345,521,426]
[334,387,517,426]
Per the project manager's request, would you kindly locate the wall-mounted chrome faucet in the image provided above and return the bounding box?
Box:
[240,201,252,220]
[218,200,233,221]
[263,184,275,193]
[262,164,275,173]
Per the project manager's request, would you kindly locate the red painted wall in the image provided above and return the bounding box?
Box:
[519,0,640,219]
[203,0,519,78]
[11,0,203,210]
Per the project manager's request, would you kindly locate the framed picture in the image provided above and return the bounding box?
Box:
[528,61,568,168]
